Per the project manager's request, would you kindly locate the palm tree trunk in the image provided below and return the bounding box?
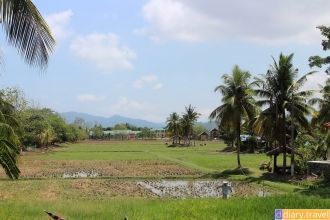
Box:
[236,118,242,168]
[282,111,287,174]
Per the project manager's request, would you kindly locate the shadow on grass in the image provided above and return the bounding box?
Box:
[237,173,330,198]
[219,146,236,152]
[293,181,330,198]
[167,144,195,148]
[204,167,254,179]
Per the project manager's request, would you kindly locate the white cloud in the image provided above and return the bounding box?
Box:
[46,10,73,40]
[77,94,105,102]
[198,107,213,122]
[70,33,136,73]
[112,97,149,112]
[138,0,330,44]
[108,97,163,122]
[133,74,163,89]
[152,82,163,90]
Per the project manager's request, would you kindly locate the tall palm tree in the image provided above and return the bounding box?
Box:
[181,105,200,146]
[165,112,180,145]
[210,65,256,168]
[1,0,55,68]
[254,53,315,174]
[0,0,55,178]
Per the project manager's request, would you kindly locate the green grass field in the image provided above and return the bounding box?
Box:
[0,140,328,219]
[27,140,269,175]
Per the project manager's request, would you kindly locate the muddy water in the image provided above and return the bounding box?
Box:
[137,180,269,198]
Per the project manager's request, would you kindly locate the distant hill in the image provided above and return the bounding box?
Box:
[61,111,218,130]
[60,111,165,128]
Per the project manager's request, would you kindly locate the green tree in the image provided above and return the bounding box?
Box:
[0,95,20,179]
[21,108,50,148]
[0,87,26,141]
[46,110,69,143]
[309,78,330,159]
[113,123,128,130]
[90,124,104,139]
[165,112,181,145]
[309,26,330,72]
[0,87,28,112]
[310,78,330,126]
[254,54,315,174]
[0,0,55,179]
[181,105,200,146]
[137,128,155,139]
[210,65,256,168]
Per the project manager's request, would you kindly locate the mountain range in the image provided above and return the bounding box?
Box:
[60,111,165,128]
[60,111,217,130]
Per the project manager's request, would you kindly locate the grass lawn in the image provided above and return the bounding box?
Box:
[0,140,328,219]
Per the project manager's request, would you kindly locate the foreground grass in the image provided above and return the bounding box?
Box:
[0,195,329,220]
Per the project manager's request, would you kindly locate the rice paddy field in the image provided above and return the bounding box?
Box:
[0,140,329,219]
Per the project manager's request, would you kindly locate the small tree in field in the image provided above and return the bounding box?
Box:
[165,112,180,145]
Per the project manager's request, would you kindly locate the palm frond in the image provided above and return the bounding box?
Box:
[1,0,55,69]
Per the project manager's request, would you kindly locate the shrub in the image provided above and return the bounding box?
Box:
[295,147,317,174]
[322,165,330,183]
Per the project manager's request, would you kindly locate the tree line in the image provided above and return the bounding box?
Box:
[208,27,330,174]
[0,88,88,178]
[166,26,329,176]
[88,123,158,140]
[165,105,202,146]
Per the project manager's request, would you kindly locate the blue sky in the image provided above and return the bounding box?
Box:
[0,0,329,122]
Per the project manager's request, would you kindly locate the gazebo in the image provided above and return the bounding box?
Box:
[266,146,301,174]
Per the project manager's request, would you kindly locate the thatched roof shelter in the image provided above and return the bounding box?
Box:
[266,146,302,174]
[266,146,300,156]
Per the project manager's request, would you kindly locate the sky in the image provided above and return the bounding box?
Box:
[0,0,329,123]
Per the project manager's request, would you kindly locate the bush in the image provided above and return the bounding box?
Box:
[295,147,317,174]
[322,166,330,183]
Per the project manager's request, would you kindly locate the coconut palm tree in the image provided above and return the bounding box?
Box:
[254,53,315,174]
[310,78,330,126]
[210,65,256,168]
[0,95,20,179]
[309,77,330,159]
[165,112,180,145]
[0,0,55,68]
[0,0,55,178]
[181,105,200,146]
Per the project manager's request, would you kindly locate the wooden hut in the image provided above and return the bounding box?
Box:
[199,132,209,141]
[266,146,301,174]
